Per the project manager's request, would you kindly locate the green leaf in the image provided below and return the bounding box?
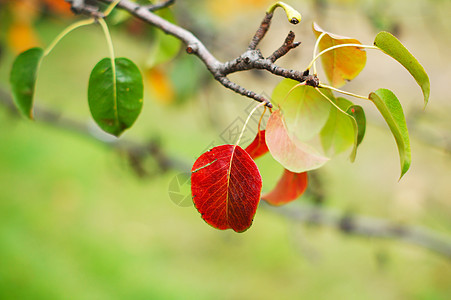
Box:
[347,105,366,147]
[346,104,366,162]
[313,23,367,88]
[374,31,430,106]
[88,57,144,137]
[369,88,411,178]
[146,8,181,68]
[9,47,44,119]
[271,79,331,141]
[320,97,355,156]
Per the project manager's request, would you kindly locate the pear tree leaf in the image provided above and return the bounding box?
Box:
[88,57,144,137]
[313,23,367,88]
[271,79,331,142]
[9,47,44,119]
[374,31,430,106]
[347,105,366,148]
[320,97,355,156]
[369,88,411,178]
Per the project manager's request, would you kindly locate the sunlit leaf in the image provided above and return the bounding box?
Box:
[374,31,430,106]
[146,8,181,68]
[369,89,411,178]
[245,129,269,160]
[271,79,331,141]
[266,110,329,173]
[262,170,308,206]
[191,145,262,233]
[313,22,367,88]
[88,57,144,137]
[320,97,355,156]
[9,47,44,119]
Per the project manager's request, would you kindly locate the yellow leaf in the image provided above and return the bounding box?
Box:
[313,22,366,88]
[146,67,175,105]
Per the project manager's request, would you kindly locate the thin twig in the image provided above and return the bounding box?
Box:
[248,12,273,50]
[268,31,301,62]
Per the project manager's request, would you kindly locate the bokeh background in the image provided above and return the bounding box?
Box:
[0,0,450,299]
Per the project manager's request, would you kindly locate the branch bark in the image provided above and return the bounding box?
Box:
[262,202,451,259]
[94,0,319,107]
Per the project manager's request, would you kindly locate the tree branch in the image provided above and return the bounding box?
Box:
[144,0,175,12]
[94,0,319,107]
[262,202,451,259]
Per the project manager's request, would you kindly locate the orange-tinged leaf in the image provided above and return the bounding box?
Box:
[7,22,41,53]
[147,67,175,104]
[245,130,269,160]
[191,145,262,232]
[266,110,329,173]
[312,22,366,88]
[262,170,308,206]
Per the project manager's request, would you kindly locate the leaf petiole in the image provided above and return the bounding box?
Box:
[311,32,326,75]
[257,106,267,132]
[236,102,266,146]
[307,43,379,73]
[43,18,95,56]
[104,0,122,17]
[319,83,369,101]
[98,18,119,127]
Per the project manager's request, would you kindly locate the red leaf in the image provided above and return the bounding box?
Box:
[245,130,269,159]
[262,170,308,206]
[191,145,262,232]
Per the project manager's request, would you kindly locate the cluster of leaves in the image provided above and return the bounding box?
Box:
[8,2,429,233]
[190,21,430,232]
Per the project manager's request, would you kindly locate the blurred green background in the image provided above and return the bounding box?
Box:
[0,0,450,299]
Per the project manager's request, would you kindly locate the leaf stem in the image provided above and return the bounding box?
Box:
[257,106,267,131]
[104,0,121,17]
[319,83,369,101]
[307,44,379,73]
[315,88,347,114]
[98,18,118,126]
[236,102,265,146]
[312,32,326,75]
[43,18,95,56]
